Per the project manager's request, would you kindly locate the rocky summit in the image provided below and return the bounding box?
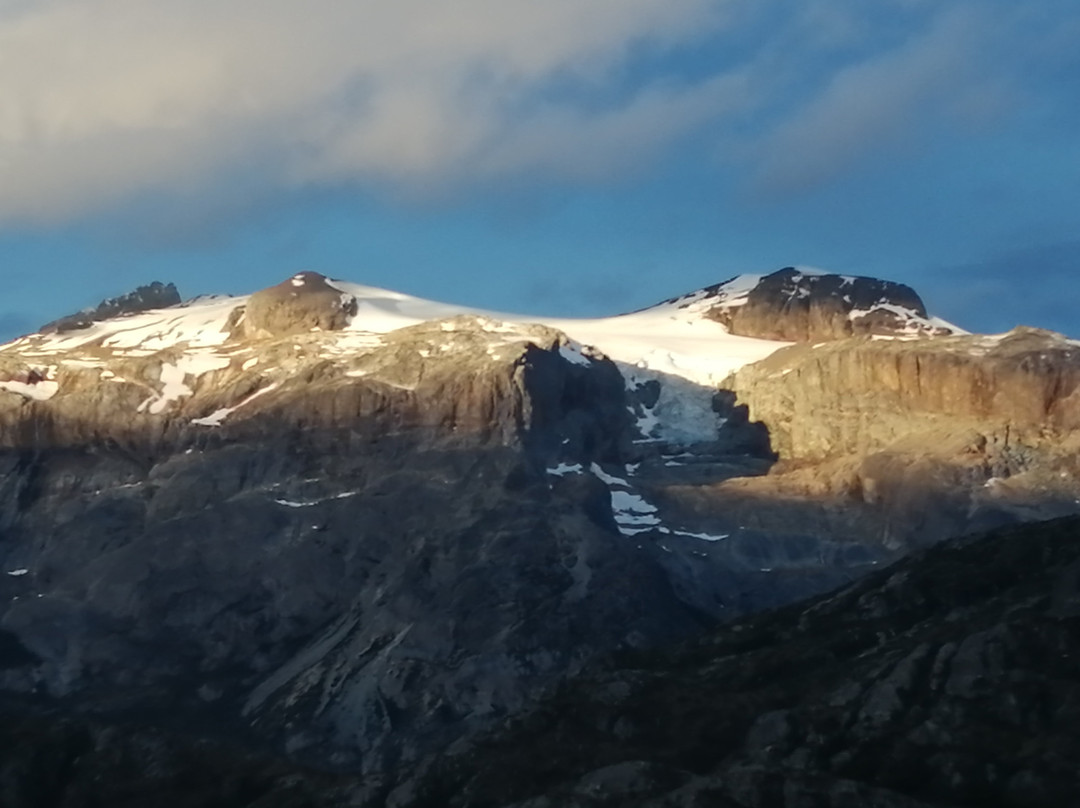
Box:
[0,267,1078,805]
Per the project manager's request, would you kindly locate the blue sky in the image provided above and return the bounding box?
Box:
[1,0,1078,340]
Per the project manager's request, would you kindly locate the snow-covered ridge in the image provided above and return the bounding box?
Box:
[0,269,964,424]
[0,273,793,388]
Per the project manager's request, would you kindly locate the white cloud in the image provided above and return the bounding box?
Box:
[0,0,726,222]
[0,0,1075,224]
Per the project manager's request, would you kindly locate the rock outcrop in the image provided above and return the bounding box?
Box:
[723,326,1080,459]
[40,281,181,333]
[4,513,1076,807]
[699,327,1080,551]
[240,271,358,338]
[666,267,955,342]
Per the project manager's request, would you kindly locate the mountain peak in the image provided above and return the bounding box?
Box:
[39,280,182,335]
[239,271,358,338]
[666,267,961,342]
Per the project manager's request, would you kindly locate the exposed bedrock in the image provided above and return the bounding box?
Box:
[0,318,700,774]
[39,281,182,335]
[702,267,949,342]
[704,327,1080,551]
[0,317,632,464]
[723,327,1080,459]
[239,271,358,338]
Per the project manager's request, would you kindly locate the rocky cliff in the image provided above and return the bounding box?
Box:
[0,275,709,774]
[687,326,1080,553]
[39,281,181,334]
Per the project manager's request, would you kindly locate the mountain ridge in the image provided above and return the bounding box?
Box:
[0,265,1077,791]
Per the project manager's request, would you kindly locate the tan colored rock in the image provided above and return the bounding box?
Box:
[240,271,357,338]
[722,327,1080,460]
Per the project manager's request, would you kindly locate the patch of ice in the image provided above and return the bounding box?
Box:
[621,364,723,446]
[274,491,357,508]
[192,382,281,427]
[610,490,662,536]
[0,380,59,401]
[142,353,231,415]
[558,343,593,367]
[275,498,313,508]
[590,463,630,487]
[672,530,730,542]
[548,462,584,476]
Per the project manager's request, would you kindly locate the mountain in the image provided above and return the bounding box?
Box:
[0,266,1077,792]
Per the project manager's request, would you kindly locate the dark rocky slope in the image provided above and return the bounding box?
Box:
[1,514,1076,807]
[400,514,1080,808]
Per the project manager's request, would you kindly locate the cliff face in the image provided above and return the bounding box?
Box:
[39,281,181,335]
[723,327,1080,459]
[0,281,700,773]
[694,327,1080,552]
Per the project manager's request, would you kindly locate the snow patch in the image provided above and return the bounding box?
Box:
[672,530,730,542]
[192,382,281,427]
[548,462,584,476]
[140,353,231,415]
[558,343,593,367]
[590,462,630,487]
[0,380,58,401]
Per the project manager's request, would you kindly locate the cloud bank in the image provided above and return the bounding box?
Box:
[0,0,1075,223]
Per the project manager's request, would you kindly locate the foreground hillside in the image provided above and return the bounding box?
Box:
[399,514,1080,808]
[2,514,1077,807]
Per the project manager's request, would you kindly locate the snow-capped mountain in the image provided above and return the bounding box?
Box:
[0,266,1077,786]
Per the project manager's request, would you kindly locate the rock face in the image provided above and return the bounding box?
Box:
[669,267,954,342]
[0,281,703,776]
[402,515,1080,808]
[695,327,1080,552]
[724,326,1080,459]
[40,281,181,333]
[241,271,358,337]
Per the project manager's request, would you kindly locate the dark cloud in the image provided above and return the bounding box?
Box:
[924,241,1080,337]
